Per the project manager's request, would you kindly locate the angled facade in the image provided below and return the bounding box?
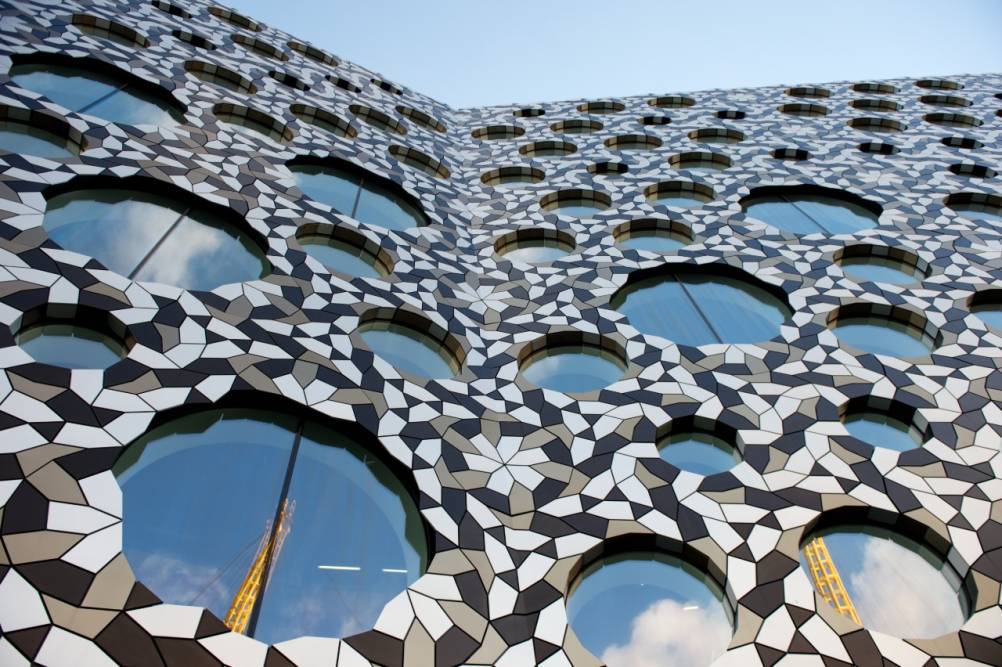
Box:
[0,1,1001,665]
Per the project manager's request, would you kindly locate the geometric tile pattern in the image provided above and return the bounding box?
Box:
[1,0,1001,664]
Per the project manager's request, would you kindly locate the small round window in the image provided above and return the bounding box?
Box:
[359,318,460,380]
[10,57,184,127]
[836,246,926,285]
[290,160,428,232]
[42,184,268,291]
[0,112,81,158]
[298,227,390,279]
[612,270,790,346]
[801,523,967,638]
[17,320,124,369]
[115,409,427,643]
[945,193,1002,224]
[613,219,692,253]
[567,550,733,666]
[742,186,880,235]
[659,429,740,476]
[829,307,936,358]
[841,400,927,452]
[520,343,625,393]
[496,230,575,265]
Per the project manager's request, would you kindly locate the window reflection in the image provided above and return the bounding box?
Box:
[0,120,75,158]
[520,345,624,393]
[359,320,458,379]
[743,193,878,235]
[16,322,123,369]
[499,238,572,265]
[843,412,923,452]
[658,431,740,475]
[972,303,1002,331]
[649,194,706,209]
[832,317,932,358]
[801,525,966,638]
[300,235,384,278]
[290,161,428,232]
[840,256,922,285]
[950,203,1002,223]
[567,551,732,667]
[9,62,183,127]
[612,272,790,346]
[42,188,267,291]
[114,409,427,642]
[617,230,687,253]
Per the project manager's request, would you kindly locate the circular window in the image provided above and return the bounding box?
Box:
[800,523,967,638]
[359,317,460,380]
[567,550,732,666]
[588,161,629,176]
[288,40,338,67]
[688,128,743,144]
[184,60,256,94]
[298,228,390,279]
[787,86,830,98]
[540,189,611,217]
[495,229,575,265]
[349,105,406,135]
[858,142,898,155]
[0,108,83,158]
[16,320,124,369]
[941,136,982,149]
[71,14,150,49]
[842,407,926,452]
[829,305,937,358]
[290,104,357,139]
[480,166,545,186]
[213,104,293,143]
[612,269,791,346]
[925,112,982,129]
[779,103,828,117]
[577,101,625,114]
[604,134,662,151]
[669,151,731,171]
[836,245,926,285]
[854,82,899,94]
[659,429,740,475]
[949,163,997,179]
[645,181,714,209]
[741,186,881,235]
[919,94,971,108]
[42,183,267,291]
[945,193,1002,223]
[550,119,602,134]
[772,147,811,160]
[613,218,692,253]
[851,98,901,112]
[513,107,545,118]
[519,140,577,157]
[520,342,625,393]
[916,78,963,91]
[848,117,907,133]
[395,106,445,133]
[647,95,695,109]
[114,408,427,643]
[470,125,524,140]
[290,159,429,232]
[387,145,450,179]
[9,56,184,127]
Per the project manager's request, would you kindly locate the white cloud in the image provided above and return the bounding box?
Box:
[599,597,731,667]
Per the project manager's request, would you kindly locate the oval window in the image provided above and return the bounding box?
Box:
[568,551,733,666]
[831,313,934,358]
[742,187,880,235]
[17,321,124,369]
[659,430,740,475]
[839,255,924,285]
[359,319,459,379]
[290,161,428,232]
[520,344,625,393]
[0,118,77,158]
[115,409,427,643]
[299,234,388,278]
[612,271,790,346]
[843,411,925,452]
[43,186,267,291]
[10,59,183,127]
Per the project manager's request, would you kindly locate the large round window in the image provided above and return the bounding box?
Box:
[115,409,427,643]
[42,185,267,291]
[742,186,880,235]
[9,57,184,127]
[567,550,733,666]
[290,160,428,232]
[612,270,791,346]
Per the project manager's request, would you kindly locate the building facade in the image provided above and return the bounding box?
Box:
[0,0,1001,665]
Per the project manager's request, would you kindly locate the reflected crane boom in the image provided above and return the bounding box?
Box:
[803,535,860,624]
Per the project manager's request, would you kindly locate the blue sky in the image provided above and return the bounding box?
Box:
[227,0,1002,108]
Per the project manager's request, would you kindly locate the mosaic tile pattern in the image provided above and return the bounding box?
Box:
[0,0,1001,665]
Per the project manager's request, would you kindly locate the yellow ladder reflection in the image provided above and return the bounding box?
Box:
[224,498,295,634]
[803,536,860,624]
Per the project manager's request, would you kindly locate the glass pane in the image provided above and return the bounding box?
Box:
[43,190,181,275]
[0,121,75,158]
[9,63,120,112]
[360,322,456,379]
[501,240,571,264]
[843,412,921,451]
[114,410,296,625]
[683,275,789,344]
[793,197,878,234]
[972,304,1002,330]
[744,198,825,234]
[567,551,732,667]
[801,527,966,638]
[658,432,740,475]
[649,195,706,209]
[617,232,686,253]
[841,257,922,285]
[951,204,1002,223]
[354,181,426,231]
[832,318,932,358]
[612,275,715,346]
[17,323,123,369]
[520,345,624,393]
[84,87,181,127]
[133,208,267,291]
[253,422,426,643]
[301,236,382,278]
[292,164,361,215]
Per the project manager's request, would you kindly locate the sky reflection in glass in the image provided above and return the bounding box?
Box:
[744,194,878,235]
[567,552,732,667]
[802,527,966,638]
[115,409,426,643]
[300,235,382,278]
[950,204,1002,223]
[0,121,75,158]
[10,63,182,127]
[972,304,1002,331]
[832,318,932,357]
[520,345,624,393]
[649,194,706,209]
[17,323,123,368]
[360,322,457,379]
[843,412,921,451]
[617,231,687,253]
[291,163,426,231]
[658,432,740,475]
[43,189,266,291]
[550,203,605,217]
[501,239,571,264]
[612,273,789,346]
[841,256,922,285]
